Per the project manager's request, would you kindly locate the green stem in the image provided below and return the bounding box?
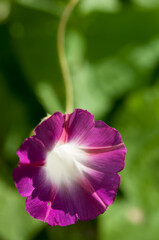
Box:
[57,0,79,113]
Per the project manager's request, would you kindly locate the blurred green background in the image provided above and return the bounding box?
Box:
[1,0,159,239]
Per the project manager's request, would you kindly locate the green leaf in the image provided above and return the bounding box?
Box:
[99,202,159,240]
[0,0,11,23]
[99,84,159,240]
[133,0,159,9]
[9,3,64,114]
[79,0,121,14]
[36,82,64,114]
[0,180,43,240]
[15,0,65,16]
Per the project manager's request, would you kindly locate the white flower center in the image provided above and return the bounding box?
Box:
[44,142,87,186]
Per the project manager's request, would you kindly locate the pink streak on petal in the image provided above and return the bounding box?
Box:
[58,113,69,143]
[44,187,57,222]
[79,177,108,210]
[44,202,52,222]
[84,170,121,206]
[80,143,125,153]
[81,144,126,173]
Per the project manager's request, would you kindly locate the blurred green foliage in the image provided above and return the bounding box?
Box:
[0,0,159,240]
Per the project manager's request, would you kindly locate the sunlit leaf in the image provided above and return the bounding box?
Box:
[36,82,64,114]
[133,0,159,9]
[79,0,121,14]
[0,0,11,23]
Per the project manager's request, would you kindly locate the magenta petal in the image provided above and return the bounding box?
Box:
[83,144,126,173]
[84,170,121,205]
[47,182,107,225]
[69,181,107,221]
[81,120,123,147]
[34,112,64,150]
[67,109,95,143]
[13,166,41,197]
[17,136,46,165]
[46,188,78,226]
[26,195,50,222]
[26,182,57,222]
[26,185,77,226]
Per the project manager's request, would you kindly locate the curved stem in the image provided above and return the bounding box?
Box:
[57,0,79,113]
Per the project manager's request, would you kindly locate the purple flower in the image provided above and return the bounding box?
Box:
[13,109,126,226]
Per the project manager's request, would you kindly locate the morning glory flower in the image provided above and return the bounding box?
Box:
[13,109,126,226]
